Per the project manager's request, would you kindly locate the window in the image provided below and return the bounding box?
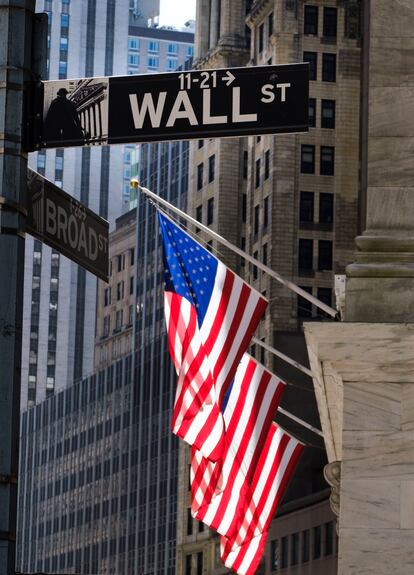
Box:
[303,51,317,81]
[58,61,67,78]
[198,139,204,148]
[196,205,202,223]
[186,45,194,58]
[317,288,332,317]
[320,146,335,175]
[281,536,289,568]
[319,193,334,223]
[197,163,203,190]
[304,5,318,35]
[321,99,335,128]
[262,243,268,266]
[322,53,336,82]
[299,239,313,271]
[297,286,312,319]
[309,98,316,127]
[196,552,203,575]
[208,154,215,182]
[127,53,139,67]
[128,37,140,51]
[242,194,247,222]
[148,40,159,53]
[268,11,274,36]
[147,56,159,70]
[301,145,315,174]
[253,251,258,280]
[313,525,321,559]
[300,191,314,223]
[302,529,310,562]
[167,43,178,55]
[103,316,110,336]
[207,198,214,225]
[291,533,300,565]
[270,539,279,570]
[167,58,177,71]
[323,7,337,37]
[129,276,134,295]
[130,247,135,266]
[258,23,264,53]
[243,150,248,179]
[318,240,333,270]
[264,149,270,179]
[255,158,261,187]
[187,508,193,535]
[254,205,260,235]
[60,37,68,51]
[117,254,124,272]
[104,287,111,306]
[324,521,334,555]
[185,555,192,575]
[60,13,69,28]
[264,197,269,227]
[117,281,124,300]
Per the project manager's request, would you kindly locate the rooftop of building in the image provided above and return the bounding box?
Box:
[128,23,195,43]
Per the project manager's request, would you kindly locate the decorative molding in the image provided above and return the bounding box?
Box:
[324,460,341,531]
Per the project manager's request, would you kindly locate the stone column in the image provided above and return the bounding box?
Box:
[304,2,414,574]
[209,0,220,49]
[345,0,414,322]
[218,0,245,49]
[195,0,210,60]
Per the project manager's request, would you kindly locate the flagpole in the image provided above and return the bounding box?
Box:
[277,407,324,438]
[252,337,313,378]
[133,181,338,319]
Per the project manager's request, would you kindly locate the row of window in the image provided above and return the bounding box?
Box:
[108,249,135,278]
[103,305,134,337]
[304,5,337,38]
[196,154,215,190]
[127,37,194,59]
[270,521,335,570]
[127,55,179,72]
[103,278,133,307]
[304,51,336,82]
[301,145,335,176]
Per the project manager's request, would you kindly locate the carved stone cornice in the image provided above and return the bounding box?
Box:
[245,0,273,27]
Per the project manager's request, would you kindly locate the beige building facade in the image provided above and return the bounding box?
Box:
[95,210,136,371]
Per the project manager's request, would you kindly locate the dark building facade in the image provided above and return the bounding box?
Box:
[17,354,179,575]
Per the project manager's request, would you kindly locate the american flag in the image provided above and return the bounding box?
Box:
[191,354,286,539]
[220,422,304,575]
[159,212,267,461]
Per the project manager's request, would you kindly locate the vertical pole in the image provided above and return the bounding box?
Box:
[0,2,35,575]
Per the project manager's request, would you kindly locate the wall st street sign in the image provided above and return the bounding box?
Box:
[28,64,309,150]
[27,169,109,281]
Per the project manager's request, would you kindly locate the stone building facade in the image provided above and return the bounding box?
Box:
[176,1,360,574]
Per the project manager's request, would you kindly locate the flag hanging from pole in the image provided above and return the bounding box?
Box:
[220,422,304,575]
[191,354,286,538]
[158,211,267,461]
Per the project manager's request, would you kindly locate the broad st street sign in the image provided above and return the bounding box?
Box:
[28,64,308,150]
[27,169,109,281]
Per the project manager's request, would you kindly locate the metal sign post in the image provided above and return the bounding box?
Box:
[26,63,309,151]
